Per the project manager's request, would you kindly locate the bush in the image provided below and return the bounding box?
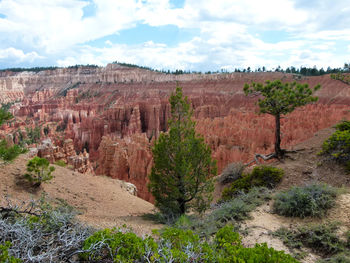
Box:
[25,126,41,144]
[214,225,242,248]
[81,228,156,262]
[335,120,350,131]
[54,159,66,167]
[0,108,13,125]
[0,196,91,262]
[175,187,271,237]
[320,121,350,172]
[24,157,55,187]
[0,140,27,161]
[273,184,337,218]
[160,227,200,249]
[81,225,299,263]
[0,242,21,263]
[219,162,245,184]
[274,223,345,256]
[221,165,284,201]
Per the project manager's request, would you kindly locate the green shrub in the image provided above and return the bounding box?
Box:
[24,157,55,187]
[320,121,350,172]
[214,225,242,248]
[0,140,27,161]
[0,242,21,263]
[219,162,245,184]
[81,225,299,263]
[335,120,350,131]
[160,227,200,249]
[273,184,337,218]
[222,165,283,201]
[81,228,156,262]
[214,226,299,262]
[54,159,66,167]
[274,223,345,256]
[0,108,13,125]
[220,243,299,263]
[23,126,41,145]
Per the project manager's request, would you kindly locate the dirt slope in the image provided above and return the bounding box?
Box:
[235,127,350,263]
[0,154,161,235]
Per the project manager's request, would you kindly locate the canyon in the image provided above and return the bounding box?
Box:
[0,64,349,201]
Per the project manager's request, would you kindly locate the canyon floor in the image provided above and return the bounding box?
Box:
[1,126,349,262]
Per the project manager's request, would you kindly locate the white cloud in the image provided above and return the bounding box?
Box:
[0,47,42,62]
[0,0,349,70]
[0,0,142,52]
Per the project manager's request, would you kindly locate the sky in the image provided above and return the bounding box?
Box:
[0,0,349,71]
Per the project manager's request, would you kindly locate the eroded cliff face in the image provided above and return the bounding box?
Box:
[1,65,349,201]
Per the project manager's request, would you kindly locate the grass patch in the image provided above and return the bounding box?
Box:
[273,183,337,218]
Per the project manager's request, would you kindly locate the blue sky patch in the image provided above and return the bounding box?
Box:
[82,0,96,18]
[256,30,291,43]
[0,13,6,19]
[169,0,185,8]
[86,24,198,47]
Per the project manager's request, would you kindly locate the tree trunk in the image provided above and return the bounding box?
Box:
[180,202,185,215]
[274,114,283,158]
[177,198,186,215]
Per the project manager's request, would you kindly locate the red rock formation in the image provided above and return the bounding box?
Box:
[37,138,93,174]
[95,134,153,201]
[1,66,349,201]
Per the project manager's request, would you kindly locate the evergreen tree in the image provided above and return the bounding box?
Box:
[0,108,13,125]
[24,157,55,187]
[244,80,320,158]
[148,86,216,217]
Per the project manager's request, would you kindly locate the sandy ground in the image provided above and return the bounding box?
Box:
[240,193,350,263]
[0,154,162,236]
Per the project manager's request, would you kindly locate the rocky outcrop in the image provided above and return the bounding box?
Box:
[37,138,93,174]
[1,66,349,201]
[95,134,153,201]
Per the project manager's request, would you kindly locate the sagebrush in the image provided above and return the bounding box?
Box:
[218,162,245,185]
[273,183,337,218]
[274,222,347,257]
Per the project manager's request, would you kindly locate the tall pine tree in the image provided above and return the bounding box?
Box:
[244,80,320,158]
[148,86,216,217]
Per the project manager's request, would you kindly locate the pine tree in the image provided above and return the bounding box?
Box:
[148,86,216,217]
[0,108,13,125]
[24,157,55,187]
[244,80,320,158]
